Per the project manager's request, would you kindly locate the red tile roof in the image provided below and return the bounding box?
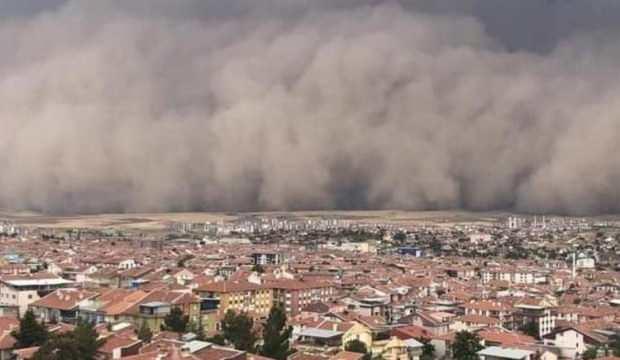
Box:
[30,289,98,311]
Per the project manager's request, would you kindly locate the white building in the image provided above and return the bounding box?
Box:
[575,255,595,269]
[481,268,548,285]
[118,259,137,270]
[542,327,604,359]
[478,346,534,360]
[514,302,556,338]
[0,274,73,316]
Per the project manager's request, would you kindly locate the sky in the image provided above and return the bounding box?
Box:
[1,0,620,215]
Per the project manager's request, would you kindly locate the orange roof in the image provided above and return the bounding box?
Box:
[121,351,163,360]
[13,346,39,359]
[101,290,150,316]
[30,289,98,311]
[478,329,536,346]
[330,351,364,360]
[392,325,433,339]
[194,346,245,359]
[248,354,276,360]
[98,334,141,354]
[0,316,18,333]
[48,323,75,334]
[122,290,198,316]
[0,316,18,350]
[0,331,15,350]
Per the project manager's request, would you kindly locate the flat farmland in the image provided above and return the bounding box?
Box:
[2,209,618,231]
[0,210,507,230]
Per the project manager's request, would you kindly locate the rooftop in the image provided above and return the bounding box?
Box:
[478,346,534,360]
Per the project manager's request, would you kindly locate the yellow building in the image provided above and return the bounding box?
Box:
[79,289,202,334]
[343,324,422,359]
[194,280,273,334]
[342,323,373,352]
[381,337,410,360]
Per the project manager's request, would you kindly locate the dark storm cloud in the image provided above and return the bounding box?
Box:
[1,0,620,215]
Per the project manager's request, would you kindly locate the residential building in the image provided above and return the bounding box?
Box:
[0,273,72,316]
[269,279,337,316]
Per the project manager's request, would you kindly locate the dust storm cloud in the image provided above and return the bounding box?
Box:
[1,0,620,215]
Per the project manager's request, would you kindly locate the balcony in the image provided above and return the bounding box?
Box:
[139,302,171,317]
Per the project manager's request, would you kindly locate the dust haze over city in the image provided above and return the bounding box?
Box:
[1,0,620,216]
[6,2,620,359]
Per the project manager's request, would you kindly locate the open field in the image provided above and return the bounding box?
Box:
[0,211,236,231]
[0,209,533,230]
[2,209,619,231]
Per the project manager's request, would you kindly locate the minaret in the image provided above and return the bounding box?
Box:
[572,253,576,279]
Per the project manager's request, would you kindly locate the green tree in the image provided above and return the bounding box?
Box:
[611,334,620,356]
[12,310,49,348]
[251,264,265,273]
[452,331,483,360]
[195,322,206,341]
[164,307,189,333]
[519,321,539,339]
[430,238,441,253]
[583,346,598,360]
[221,310,257,352]
[206,334,226,345]
[260,305,292,360]
[137,321,153,343]
[32,321,104,360]
[418,338,435,360]
[393,232,407,243]
[33,333,80,360]
[177,255,194,268]
[188,320,206,341]
[345,340,370,360]
[73,320,105,360]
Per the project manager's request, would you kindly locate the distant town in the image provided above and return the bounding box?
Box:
[0,213,618,359]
